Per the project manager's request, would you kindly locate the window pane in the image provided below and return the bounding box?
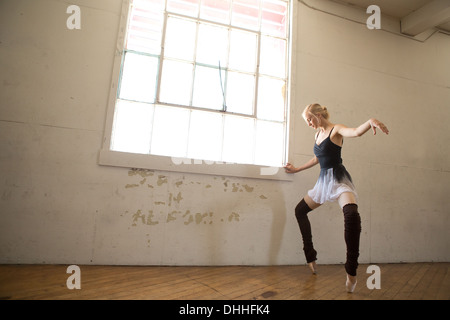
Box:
[126,0,165,54]
[255,120,283,166]
[231,0,260,30]
[164,16,197,61]
[196,23,229,66]
[222,115,254,164]
[200,0,231,24]
[261,0,287,37]
[187,110,223,161]
[111,99,154,154]
[257,76,285,121]
[192,65,225,110]
[167,0,200,17]
[151,106,190,157]
[159,60,194,105]
[119,52,159,103]
[133,0,165,9]
[228,29,257,73]
[259,36,286,78]
[225,71,254,115]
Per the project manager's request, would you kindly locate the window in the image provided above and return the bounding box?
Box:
[100,0,294,180]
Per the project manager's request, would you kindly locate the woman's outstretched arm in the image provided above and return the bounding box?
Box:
[335,118,389,138]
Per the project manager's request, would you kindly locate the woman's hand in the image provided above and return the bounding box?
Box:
[370,118,389,135]
[284,163,299,174]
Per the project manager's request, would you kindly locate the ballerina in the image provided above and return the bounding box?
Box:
[284,103,389,292]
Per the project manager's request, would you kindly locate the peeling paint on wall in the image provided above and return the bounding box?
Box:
[128,168,154,178]
[228,212,240,222]
[146,210,159,226]
[157,175,168,186]
[172,192,183,204]
[131,209,159,226]
[128,208,235,227]
[123,168,270,230]
[131,209,145,226]
[166,210,178,222]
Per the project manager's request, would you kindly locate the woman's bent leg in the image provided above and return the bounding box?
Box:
[295,196,320,264]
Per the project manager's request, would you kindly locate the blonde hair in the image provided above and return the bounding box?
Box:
[302,103,330,120]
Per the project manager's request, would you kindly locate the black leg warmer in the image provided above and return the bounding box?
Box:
[295,199,317,263]
[343,203,362,276]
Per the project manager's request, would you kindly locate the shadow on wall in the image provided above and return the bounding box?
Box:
[267,186,287,265]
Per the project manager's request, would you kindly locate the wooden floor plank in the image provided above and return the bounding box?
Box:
[393,262,432,299]
[0,263,448,300]
[379,263,421,300]
[422,263,449,300]
[436,265,450,300]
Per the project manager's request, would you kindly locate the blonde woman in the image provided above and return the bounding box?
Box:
[284,103,389,293]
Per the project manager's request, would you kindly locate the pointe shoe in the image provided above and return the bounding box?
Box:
[346,275,357,293]
[308,261,317,274]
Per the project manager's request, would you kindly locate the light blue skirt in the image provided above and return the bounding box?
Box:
[308,166,358,206]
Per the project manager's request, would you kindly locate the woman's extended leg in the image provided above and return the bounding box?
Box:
[295,195,321,273]
[339,192,361,292]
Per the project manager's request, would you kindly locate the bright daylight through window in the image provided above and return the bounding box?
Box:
[110,0,291,168]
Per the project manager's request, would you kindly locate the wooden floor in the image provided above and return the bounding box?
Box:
[0,263,448,300]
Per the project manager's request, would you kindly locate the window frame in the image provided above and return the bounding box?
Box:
[99,0,297,181]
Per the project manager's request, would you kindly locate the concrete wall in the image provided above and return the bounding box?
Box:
[1,0,449,266]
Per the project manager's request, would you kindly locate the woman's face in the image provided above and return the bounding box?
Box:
[304,112,319,129]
